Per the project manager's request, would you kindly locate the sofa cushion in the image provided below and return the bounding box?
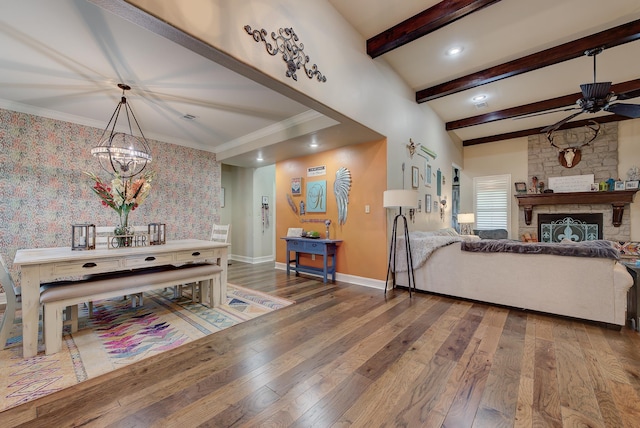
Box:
[473,229,508,239]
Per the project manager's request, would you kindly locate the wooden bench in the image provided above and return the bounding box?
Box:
[40,263,223,355]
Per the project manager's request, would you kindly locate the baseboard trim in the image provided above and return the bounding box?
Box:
[229,254,274,264]
[273,262,385,290]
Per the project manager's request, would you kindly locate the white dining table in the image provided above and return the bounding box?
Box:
[13,239,228,358]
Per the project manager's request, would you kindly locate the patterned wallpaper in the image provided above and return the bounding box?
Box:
[0,108,221,286]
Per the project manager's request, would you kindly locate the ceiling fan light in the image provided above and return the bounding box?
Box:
[580,82,611,99]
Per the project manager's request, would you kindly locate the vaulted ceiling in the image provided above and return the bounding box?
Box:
[331,0,640,146]
[1,0,639,168]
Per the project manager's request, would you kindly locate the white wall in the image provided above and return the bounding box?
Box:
[220,164,275,262]
[128,0,462,235]
[462,138,528,238]
[252,164,276,262]
[618,119,640,240]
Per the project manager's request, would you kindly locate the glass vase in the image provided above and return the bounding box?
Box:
[114,210,134,247]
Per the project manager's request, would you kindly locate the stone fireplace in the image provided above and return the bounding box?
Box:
[519,122,632,242]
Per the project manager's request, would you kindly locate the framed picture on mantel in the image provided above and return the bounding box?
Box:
[626,180,639,190]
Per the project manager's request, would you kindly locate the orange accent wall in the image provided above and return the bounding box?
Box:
[276,139,388,280]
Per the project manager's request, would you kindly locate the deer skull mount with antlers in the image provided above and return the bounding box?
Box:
[546,121,601,168]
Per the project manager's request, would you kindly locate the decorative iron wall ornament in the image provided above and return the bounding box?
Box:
[244,25,326,82]
[334,167,351,225]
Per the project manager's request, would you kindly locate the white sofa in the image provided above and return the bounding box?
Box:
[394,235,633,326]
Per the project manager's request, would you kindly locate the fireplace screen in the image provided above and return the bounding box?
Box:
[538,214,603,243]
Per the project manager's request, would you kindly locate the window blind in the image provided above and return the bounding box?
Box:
[473,174,511,231]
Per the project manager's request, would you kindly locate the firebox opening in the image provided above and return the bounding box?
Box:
[538,213,603,243]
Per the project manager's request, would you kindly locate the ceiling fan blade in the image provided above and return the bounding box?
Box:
[605,103,640,118]
[615,88,640,101]
[580,82,611,99]
[513,106,581,120]
[540,111,584,133]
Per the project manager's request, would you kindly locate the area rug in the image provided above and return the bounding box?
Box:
[0,285,293,412]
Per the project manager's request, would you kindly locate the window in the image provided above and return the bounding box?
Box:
[473,174,511,232]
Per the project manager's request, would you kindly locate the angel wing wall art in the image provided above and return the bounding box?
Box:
[334,167,352,225]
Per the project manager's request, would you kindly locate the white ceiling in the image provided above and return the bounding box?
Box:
[2,0,639,168]
[331,0,640,143]
[0,0,381,168]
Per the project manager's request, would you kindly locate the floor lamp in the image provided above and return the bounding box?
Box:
[384,189,418,297]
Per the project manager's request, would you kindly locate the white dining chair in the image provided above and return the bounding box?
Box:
[91,226,151,309]
[211,224,231,243]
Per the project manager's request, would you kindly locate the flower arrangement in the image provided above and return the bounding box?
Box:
[85,170,155,236]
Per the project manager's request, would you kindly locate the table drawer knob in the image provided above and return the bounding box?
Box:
[192,251,201,256]
[82,262,97,268]
[145,256,156,262]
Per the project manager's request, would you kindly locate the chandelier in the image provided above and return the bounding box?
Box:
[91,83,152,179]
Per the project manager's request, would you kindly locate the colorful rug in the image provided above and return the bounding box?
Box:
[0,285,293,412]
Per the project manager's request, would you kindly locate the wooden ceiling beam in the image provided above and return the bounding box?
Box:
[366,0,502,58]
[417,19,640,103]
[447,79,640,130]
[461,115,629,146]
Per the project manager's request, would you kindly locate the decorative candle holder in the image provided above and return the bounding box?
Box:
[148,223,166,245]
[72,224,96,250]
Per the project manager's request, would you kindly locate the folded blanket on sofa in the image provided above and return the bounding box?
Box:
[394,234,468,272]
[460,239,620,260]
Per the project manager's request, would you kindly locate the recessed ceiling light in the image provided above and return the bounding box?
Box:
[446,46,464,56]
[310,142,318,148]
[471,94,487,102]
[256,155,263,162]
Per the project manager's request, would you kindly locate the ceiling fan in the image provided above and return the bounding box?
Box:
[540,47,640,133]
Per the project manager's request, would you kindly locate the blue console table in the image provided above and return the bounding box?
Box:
[282,237,342,283]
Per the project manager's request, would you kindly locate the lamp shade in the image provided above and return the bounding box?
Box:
[383,189,418,208]
[457,213,475,224]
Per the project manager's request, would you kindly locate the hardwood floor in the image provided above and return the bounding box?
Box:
[3,262,640,427]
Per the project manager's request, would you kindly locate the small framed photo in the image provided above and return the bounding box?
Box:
[615,181,625,191]
[291,177,302,195]
[425,161,432,186]
[514,182,527,194]
[590,183,599,191]
[626,180,639,190]
[425,194,432,213]
[412,166,419,189]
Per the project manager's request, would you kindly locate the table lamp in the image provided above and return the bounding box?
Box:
[383,189,418,296]
[457,213,475,235]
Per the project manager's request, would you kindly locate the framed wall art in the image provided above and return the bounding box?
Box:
[306,180,327,212]
[425,160,432,187]
[291,177,302,195]
[412,166,419,189]
[425,194,432,213]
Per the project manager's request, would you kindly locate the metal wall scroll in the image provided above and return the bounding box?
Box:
[244,25,327,82]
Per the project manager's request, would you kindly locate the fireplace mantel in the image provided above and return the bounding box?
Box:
[515,190,637,227]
